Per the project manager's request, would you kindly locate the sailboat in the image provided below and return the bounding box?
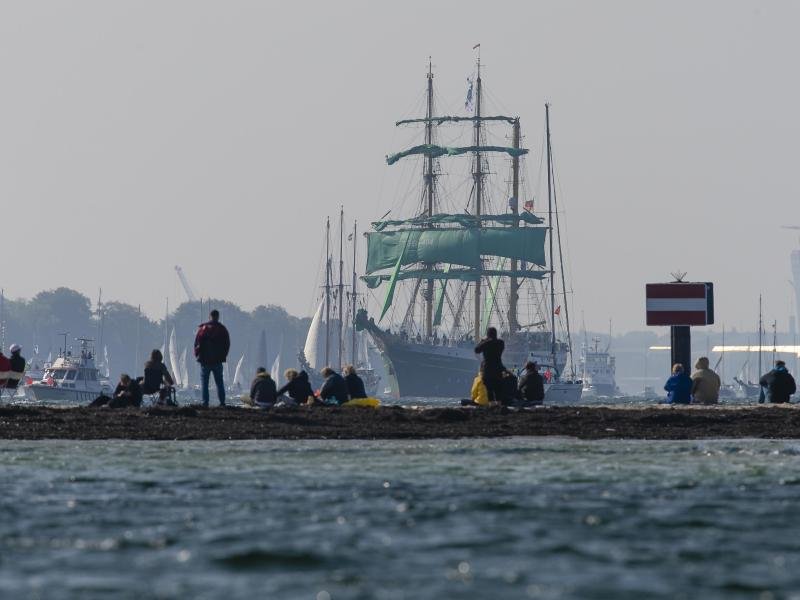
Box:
[232,354,247,392]
[301,210,384,395]
[168,327,183,387]
[271,351,282,388]
[354,58,581,401]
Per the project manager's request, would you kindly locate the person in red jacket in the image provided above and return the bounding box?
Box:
[0,351,11,392]
[194,309,231,407]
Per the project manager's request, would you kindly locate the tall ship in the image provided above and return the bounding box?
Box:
[580,337,620,397]
[26,337,110,404]
[355,57,581,401]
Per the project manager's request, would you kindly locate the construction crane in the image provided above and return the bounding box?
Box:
[175,266,199,302]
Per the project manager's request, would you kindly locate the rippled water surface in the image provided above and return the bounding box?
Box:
[3,438,800,599]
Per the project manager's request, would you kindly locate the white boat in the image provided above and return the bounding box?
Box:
[579,337,620,397]
[545,381,583,403]
[26,338,110,404]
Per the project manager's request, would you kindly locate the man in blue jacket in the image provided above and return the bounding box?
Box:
[664,363,692,404]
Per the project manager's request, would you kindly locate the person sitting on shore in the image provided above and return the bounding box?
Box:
[664,363,692,404]
[343,365,367,399]
[690,356,721,405]
[319,367,349,405]
[244,367,278,408]
[518,361,545,406]
[277,369,315,405]
[501,369,521,406]
[90,374,143,408]
[475,327,505,403]
[140,349,175,404]
[467,372,490,406]
[759,360,797,404]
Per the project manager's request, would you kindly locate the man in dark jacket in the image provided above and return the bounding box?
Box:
[475,327,505,402]
[518,361,545,405]
[194,309,231,407]
[343,365,367,399]
[500,369,521,406]
[319,367,349,405]
[89,374,143,408]
[759,360,797,404]
[277,369,314,404]
[248,367,277,408]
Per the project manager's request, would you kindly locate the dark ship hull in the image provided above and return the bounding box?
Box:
[357,310,568,397]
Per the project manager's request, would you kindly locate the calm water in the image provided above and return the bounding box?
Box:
[2,438,800,599]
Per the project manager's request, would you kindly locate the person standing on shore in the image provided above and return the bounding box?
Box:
[759,360,797,404]
[475,327,505,403]
[690,356,721,405]
[194,309,231,407]
[664,363,692,404]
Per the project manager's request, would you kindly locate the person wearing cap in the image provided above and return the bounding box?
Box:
[759,360,797,404]
[518,361,545,405]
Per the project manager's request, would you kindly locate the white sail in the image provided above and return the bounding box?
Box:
[232,354,246,389]
[179,348,189,389]
[271,351,282,386]
[168,327,182,387]
[303,300,326,370]
[103,345,110,379]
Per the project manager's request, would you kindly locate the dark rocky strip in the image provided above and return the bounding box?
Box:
[2,404,800,440]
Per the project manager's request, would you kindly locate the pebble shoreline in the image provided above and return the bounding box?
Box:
[2,404,800,440]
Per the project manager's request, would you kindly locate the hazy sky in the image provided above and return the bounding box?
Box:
[2,1,798,332]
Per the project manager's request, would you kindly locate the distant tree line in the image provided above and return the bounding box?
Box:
[0,287,311,384]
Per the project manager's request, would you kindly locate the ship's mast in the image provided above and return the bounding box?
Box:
[324,217,331,367]
[424,58,436,338]
[337,206,345,369]
[351,220,358,365]
[546,103,556,367]
[508,118,521,334]
[473,57,484,341]
[758,294,763,384]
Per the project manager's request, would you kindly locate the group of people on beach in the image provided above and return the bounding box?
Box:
[89,309,371,410]
[663,357,797,405]
[5,309,800,408]
[468,327,546,407]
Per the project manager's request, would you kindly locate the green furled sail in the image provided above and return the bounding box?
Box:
[379,232,412,321]
[481,258,505,333]
[386,144,528,166]
[396,115,517,126]
[432,264,451,327]
[371,212,542,231]
[361,268,548,289]
[365,227,547,274]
